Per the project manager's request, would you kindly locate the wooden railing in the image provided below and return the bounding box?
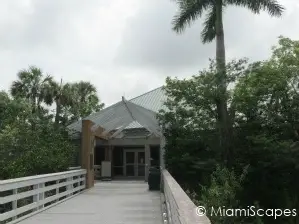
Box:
[0,169,86,224]
[161,169,211,224]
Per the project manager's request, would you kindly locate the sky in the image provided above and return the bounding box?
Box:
[0,0,298,107]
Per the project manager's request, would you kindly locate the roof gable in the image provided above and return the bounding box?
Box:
[68,86,166,133]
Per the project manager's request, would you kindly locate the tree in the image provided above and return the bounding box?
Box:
[1,67,105,179]
[158,59,246,188]
[48,80,104,126]
[67,81,104,122]
[159,37,299,224]
[10,66,53,113]
[171,0,284,164]
[46,79,74,125]
[10,67,104,126]
[0,91,32,131]
[0,93,76,179]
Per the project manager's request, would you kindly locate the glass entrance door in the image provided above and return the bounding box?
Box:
[125,151,135,176]
[124,150,145,177]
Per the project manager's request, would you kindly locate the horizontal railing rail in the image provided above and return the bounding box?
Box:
[162,169,211,224]
[0,169,86,224]
[68,166,82,171]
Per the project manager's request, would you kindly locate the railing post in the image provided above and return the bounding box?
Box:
[0,170,87,224]
[12,189,17,220]
[67,176,73,197]
[82,174,86,189]
[56,180,60,202]
[33,184,39,211]
[38,183,45,209]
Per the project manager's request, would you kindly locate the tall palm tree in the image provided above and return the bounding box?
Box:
[11,66,53,113]
[46,79,74,125]
[70,81,104,120]
[172,0,284,163]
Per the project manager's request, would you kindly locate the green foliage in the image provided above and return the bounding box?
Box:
[9,65,104,126]
[0,95,75,179]
[66,81,105,122]
[196,165,262,224]
[158,37,299,224]
[171,0,284,42]
[0,65,104,179]
[172,0,284,166]
[0,121,74,179]
[159,59,247,187]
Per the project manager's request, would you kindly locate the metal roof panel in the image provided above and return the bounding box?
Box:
[68,86,166,133]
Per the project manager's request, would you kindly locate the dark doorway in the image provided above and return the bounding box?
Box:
[94,146,105,165]
[113,147,124,176]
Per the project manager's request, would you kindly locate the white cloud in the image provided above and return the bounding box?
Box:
[0,0,297,107]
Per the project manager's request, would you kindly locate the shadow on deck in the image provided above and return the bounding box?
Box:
[19,181,162,224]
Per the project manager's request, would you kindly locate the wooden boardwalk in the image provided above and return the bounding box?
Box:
[19,181,162,224]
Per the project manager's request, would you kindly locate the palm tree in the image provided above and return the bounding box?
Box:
[172,0,284,163]
[11,66,53,113]
[46,79,74,125]
[70,81,104,120]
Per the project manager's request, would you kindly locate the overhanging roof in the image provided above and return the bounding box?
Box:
[68,86,167,138]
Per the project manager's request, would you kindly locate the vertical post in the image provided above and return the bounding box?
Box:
[145,144,150,182]
[82,174,86,188]
[38,183,44,209]
[56,180,60,202]
[33,184,38,211]
[81,119,95,189]
[12,189,17,220]
[67,176,74,196]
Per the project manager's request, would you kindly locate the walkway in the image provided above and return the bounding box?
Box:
[20,181,163,224]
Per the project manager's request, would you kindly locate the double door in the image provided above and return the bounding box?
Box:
[124,150,145,177]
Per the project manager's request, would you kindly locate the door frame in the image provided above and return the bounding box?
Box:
[123,149,145,177]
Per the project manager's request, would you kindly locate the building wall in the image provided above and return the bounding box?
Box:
[93,144,161,180]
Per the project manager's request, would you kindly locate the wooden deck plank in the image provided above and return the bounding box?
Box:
[19,181,162,224]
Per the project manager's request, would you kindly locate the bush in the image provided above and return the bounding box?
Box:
[0,118,75,179]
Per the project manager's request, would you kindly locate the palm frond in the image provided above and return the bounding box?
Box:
[29,66,42,77]
[11,81,26,98]
[172,0,211,33]
[226,0,284,17]
[201,5,217,43]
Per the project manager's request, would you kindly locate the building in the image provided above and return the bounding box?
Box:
[68,86,167,184]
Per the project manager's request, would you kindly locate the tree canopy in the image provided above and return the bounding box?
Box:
[171,0,284,166]
[0,66,104,179]
[158,36,299,224]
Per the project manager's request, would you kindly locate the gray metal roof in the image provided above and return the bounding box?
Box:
[130,86,167,113]
[68,86,167,133]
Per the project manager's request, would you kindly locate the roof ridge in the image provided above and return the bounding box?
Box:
[129,86,163,101]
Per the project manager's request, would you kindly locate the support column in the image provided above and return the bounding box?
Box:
[145,144,150,182]
[81,120,95,189]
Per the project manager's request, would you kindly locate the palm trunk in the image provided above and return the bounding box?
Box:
[55,98,61,126]
[215,1,233,166]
